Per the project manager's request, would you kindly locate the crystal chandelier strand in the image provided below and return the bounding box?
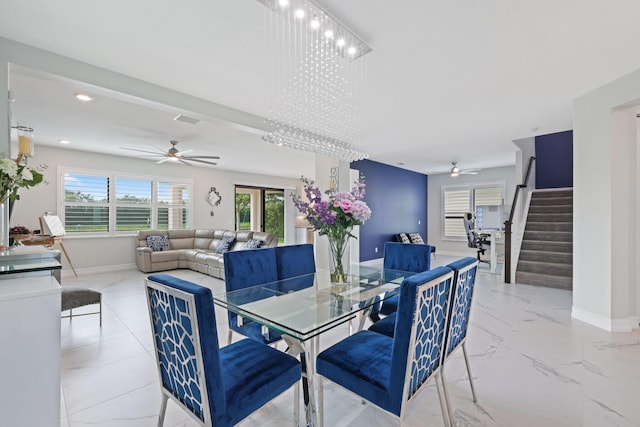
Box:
[259,0,370,162]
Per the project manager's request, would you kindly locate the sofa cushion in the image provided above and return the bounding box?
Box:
[398,233,411,244]
[216,236,236,254]
[194,229,216,249]
[151,250,183,262]
[253,231,277,247]
[408,233,424,244]
[146,235,169,252]
[243,239,264,250]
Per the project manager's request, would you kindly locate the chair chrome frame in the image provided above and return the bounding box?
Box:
[440,259,480,423]
[399,271,454,424]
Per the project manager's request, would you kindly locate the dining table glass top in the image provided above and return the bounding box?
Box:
[213,264,416,341]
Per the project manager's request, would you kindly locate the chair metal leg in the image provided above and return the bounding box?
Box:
[435,372,452,427]
[99,300,102,327]
[439,369,454,425]
[69,308,73,321]
[227,330,233,346]
[157,393,168,427]
[318,376,324,427]
[293,381,300,426]
[462,342,478,402]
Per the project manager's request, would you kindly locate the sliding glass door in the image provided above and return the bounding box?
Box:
[235,186,284,243]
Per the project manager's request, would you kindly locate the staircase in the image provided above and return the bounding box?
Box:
[515,189,573,290]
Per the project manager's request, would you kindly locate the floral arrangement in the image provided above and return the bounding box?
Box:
[0,157,44,204]
[292,175,371,282]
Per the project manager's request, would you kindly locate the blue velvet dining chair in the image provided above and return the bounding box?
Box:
[369,242,434,321]
[223,248,282,345]
[145,274,301,427]
[316,267,455,426]
[368,257,480,423]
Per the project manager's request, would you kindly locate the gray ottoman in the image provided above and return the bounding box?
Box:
[61,287,102,326]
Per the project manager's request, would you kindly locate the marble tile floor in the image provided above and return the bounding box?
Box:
[59,257,640,426]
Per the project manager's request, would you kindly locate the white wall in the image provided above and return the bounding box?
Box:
[427,165,517,257]
[573,68,640,331]
[12,145,300,274]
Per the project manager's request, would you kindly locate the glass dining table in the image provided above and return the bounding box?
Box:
[212,264,417,427]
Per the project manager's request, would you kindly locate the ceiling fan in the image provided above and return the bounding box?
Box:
[120,140,220,166]
[450,161,480,177]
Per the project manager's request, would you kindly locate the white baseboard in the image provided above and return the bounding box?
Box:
[572,306,636,332]
[61,263,137,279]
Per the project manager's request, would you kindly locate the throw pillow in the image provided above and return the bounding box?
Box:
[409,233,425,244]
[146,235,169,252]
[399,233,411,244]
[215,237,236,254]
[242,239,264,250]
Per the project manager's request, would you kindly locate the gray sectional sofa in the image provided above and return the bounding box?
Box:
[135,229,278,279]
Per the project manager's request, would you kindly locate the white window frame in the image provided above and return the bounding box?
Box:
[58,167,193,237]
[441,181,505,241]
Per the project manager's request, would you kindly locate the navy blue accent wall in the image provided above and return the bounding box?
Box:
[350,159,428,261]
[535,130,573,189]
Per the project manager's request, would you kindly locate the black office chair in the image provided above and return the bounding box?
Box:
[463,213,490,264]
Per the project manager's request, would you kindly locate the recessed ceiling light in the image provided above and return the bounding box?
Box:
[278,0,288,6]
[75,93,93,102]
[59,139,70,144]
[310,19,320,29]
[324,29,334,39]
[336,38,346,48]
[347,46,357,55]
[295,8,305,19]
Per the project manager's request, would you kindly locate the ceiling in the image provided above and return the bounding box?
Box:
[3,0,640,177]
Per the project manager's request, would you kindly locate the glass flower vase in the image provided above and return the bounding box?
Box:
[0,202,9,249]
[328,234,350,284]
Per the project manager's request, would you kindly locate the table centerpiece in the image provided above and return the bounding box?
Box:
[292,174,371,283]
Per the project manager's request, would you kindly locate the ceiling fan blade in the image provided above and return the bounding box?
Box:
[120,147,165,155]
[178,159,192,166]
[182,158,218,166]
[156,158,171,164]
[177,149,194,155]
[181,155,221,160]
[460,169,480,175]
[149,145,168,153]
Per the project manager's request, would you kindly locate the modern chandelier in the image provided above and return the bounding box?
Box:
[257,0,371,162]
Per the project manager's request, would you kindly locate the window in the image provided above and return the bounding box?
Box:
[442,183,504,239]
[61,169,191,234]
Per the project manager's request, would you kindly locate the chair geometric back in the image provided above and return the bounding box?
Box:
[393,267,454,408]
[316,266,454,424]
[223,248,281,344]
[145,273,222,425]
[444,257,479,357]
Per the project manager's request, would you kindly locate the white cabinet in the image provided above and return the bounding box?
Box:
[0,249,61,426]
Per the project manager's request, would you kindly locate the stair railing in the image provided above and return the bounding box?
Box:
[504,156,535,283]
